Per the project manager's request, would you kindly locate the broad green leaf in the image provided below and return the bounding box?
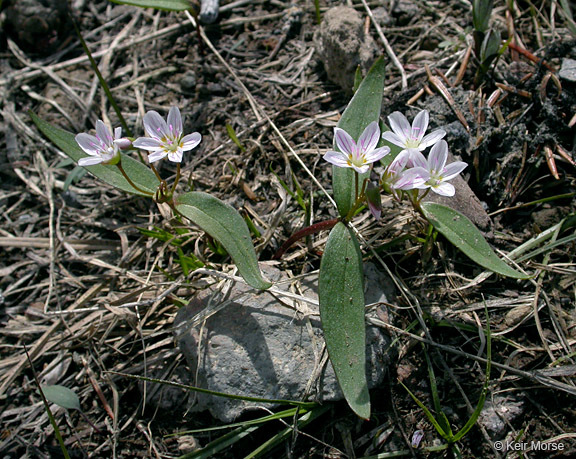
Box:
[42,385,81,411]
[421,202,528,279]
[319,222,370,419]
[333,57,386,217]
[109,0,190,11]
[175,192,272,290]
[30,112,160,196]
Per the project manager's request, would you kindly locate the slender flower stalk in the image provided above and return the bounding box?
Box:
[116,162,154,196]
[323,121,390,174]
[133,106,201,163]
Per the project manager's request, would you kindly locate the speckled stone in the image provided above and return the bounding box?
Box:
[174,263,395,422]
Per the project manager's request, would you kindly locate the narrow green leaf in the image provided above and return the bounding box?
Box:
[333,57,386,217]
[42,385,81,411]
[225,123,246,153]
[319,222,370,419]
[421,202,528,279]
[175,192,272,290]
[109,0,191,11]
[451,302,492,443]
[400,380,450,441]
[30,112,160,196]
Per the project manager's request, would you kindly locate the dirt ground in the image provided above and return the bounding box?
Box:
[1,0,576,457]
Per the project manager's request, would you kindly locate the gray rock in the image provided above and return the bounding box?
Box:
[174,263,394,422]
[559,58,576,83]
[314,6,378,93]
[478,395,524,438]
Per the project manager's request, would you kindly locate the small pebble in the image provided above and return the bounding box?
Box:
[559,58,576,83]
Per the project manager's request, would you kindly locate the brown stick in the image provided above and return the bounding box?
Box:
[272,218,339,260]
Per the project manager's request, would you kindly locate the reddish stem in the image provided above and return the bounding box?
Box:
[507,42,556,72]
[272,218,340,260]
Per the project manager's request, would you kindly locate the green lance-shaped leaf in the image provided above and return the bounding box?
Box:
[108,0,191,11]
[421,202,529,279]
[319,222,370,419]
[30,112,160,196]
[175,191,272,290]
[42,385,81,411]
[333,57,386,217]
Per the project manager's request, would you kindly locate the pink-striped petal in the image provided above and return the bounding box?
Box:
[420,129,445,149]
[411,110,429,142]
[167,106,183,137]
[167,149,184,163]
[133,137,164,151]
[381,131,406,147]
[428,140,448,172]
[431,182,455,196]
[78,156,105,166]
[388,150,410,173]
[323,150,350,168]
[357,121,380,154]
[351,163,370,174]
[409,150,428,169]
[75,133,101,155]
[95,120,112,145]
[442,161,467,180]
[148,150,168,163]
[387,112,411,141]
[395,168,429,190]
[364,146,390,164]
[143,111,169,139]
[181,132,202,151]
[334,127,356,156]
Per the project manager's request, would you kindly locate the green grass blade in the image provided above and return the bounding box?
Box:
[245,405,331,458]
[226,123,246,152]
[110,372,313,407]
[399,380,449,441]
[451,303,492,442]
[170,407,307,435]
[423,349,453,437]
[72,17,130,136]
[179,425,260,459]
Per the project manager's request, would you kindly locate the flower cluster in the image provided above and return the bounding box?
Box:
[75,106,201,166]
[324,110,467,218]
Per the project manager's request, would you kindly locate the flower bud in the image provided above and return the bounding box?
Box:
[365,181,382,220]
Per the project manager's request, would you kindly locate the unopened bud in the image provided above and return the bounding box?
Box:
[365,182,382,220]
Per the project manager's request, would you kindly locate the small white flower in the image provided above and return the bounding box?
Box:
[409,140,468,197]
[323,121,390,174]
[381,110,446,162]
[380,150,428,197]
[75,120,126,166]
[133,106,201,163]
